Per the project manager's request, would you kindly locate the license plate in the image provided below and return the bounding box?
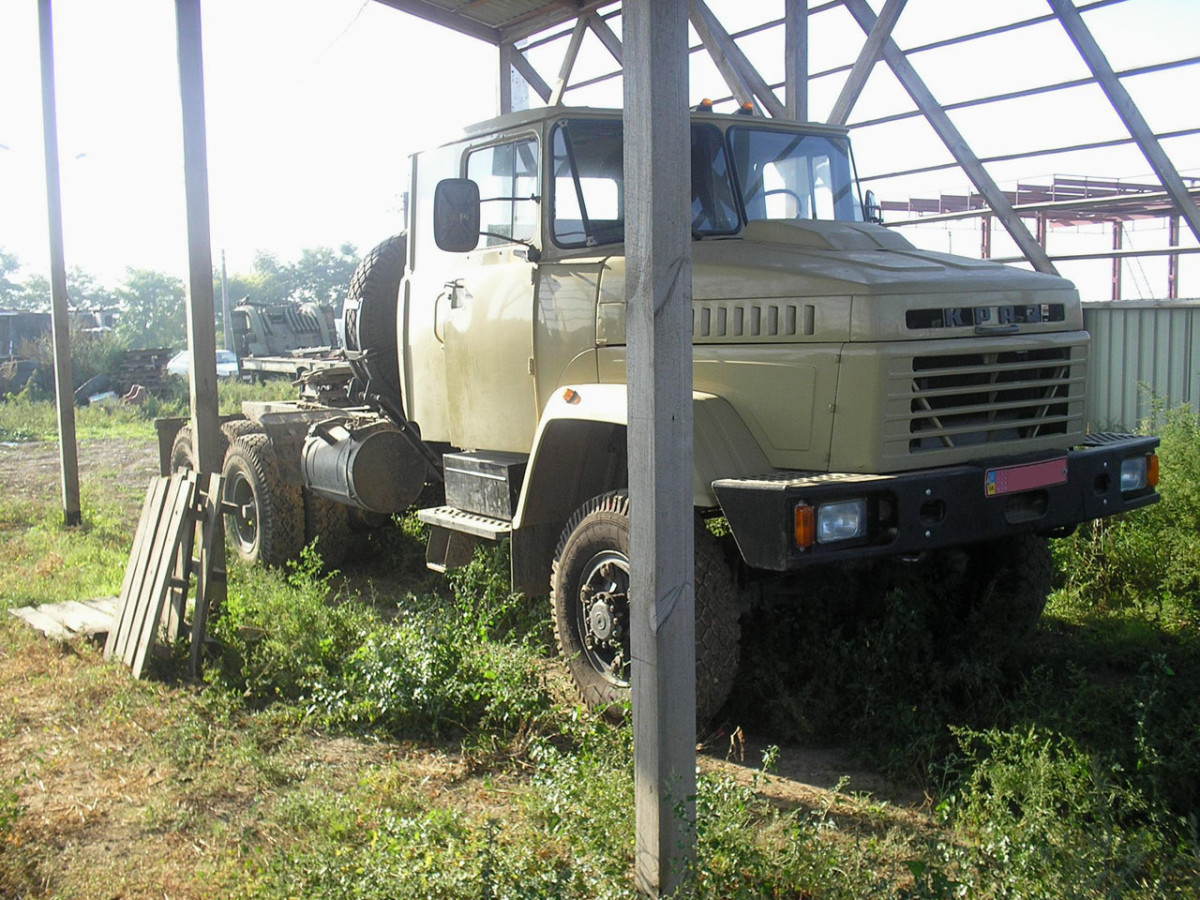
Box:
[985,457,1068,497]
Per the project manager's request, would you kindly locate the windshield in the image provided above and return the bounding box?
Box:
[728,127,862,222]
[548,119,862,248]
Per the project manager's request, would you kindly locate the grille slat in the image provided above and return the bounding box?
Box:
[902,346,1081,453]
[889,374,1086,401]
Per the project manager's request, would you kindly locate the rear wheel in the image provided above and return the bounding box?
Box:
[550,491,740,726]
[221,432,304,567]
[170,425,195,473]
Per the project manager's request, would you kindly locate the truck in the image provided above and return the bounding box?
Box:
[170,105,1160,725]
[229,297,345,380]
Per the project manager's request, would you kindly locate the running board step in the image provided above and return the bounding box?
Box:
[417,506,512,574]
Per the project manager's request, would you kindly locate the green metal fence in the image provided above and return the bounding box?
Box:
[1084,301,1200,430]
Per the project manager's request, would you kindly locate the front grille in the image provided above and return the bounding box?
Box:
[903,346,1083,453]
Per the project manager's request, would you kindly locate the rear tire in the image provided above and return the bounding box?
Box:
[221,432,304,567]
[550,491,740,727]
[170,425,195,473]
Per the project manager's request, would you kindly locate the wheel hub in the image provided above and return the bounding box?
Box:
[578,553,631,686]
[588,595,618,641]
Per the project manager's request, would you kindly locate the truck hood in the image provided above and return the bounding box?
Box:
[591,219,1083,345]
[691,219,1070,298]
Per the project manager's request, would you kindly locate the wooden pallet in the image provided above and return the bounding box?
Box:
[103,470,226,679]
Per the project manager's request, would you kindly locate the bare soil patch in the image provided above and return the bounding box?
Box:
[0,437,158,518]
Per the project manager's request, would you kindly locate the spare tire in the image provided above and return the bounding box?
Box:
[340,234,406,404]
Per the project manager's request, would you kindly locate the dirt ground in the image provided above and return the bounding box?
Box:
[0,436,924,826]
[0,436,159,515]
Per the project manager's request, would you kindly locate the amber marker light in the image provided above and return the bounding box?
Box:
[562,388,581,405]
[1147,454,1160,488]
[794,503,815,549]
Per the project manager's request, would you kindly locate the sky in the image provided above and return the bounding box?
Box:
[1,0,1198,300]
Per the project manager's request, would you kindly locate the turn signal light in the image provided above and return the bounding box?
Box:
[1147,453,1159,488]
[794,503,815,549]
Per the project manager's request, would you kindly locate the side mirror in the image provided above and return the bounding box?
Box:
[433,178,481,252]
[864,188,884,225]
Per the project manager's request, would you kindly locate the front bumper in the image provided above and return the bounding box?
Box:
[712,432,1159,571]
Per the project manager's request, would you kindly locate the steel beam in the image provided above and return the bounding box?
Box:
[36,0,81,528]
[1047,0,1200,245]
[549,14,588,106]
[690,0,786,117]
[624,0,696,894]
[860,126,1200,184]
[828,0,907,126]
[1168,214,1180,299]
[842,0,1058,275]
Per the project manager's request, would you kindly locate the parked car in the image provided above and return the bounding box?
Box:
[166,349,240,379]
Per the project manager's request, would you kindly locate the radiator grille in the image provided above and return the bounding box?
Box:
[902,346,1083,453]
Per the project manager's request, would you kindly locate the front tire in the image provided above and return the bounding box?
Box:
[550,491,740,727]
[221,432,304,567]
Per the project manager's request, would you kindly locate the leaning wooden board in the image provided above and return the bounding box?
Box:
[104,473,198,678]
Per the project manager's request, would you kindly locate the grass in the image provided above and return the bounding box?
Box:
[0,377,295,443]
[1,398,1200,897]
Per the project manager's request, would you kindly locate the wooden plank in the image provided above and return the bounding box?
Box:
[827,0,907,126]
[548,14,588,106]
[8,606,72,641]
[842,0,1058,275]
[784,0,808,121]
[1048,0,1200,245]
[105,477,170,660]
[119,476,186,667]
[189,473,225,677]
[53,600,114,636]
[130,475,197,678]
[164,493,200,643]
[624,1,697,895]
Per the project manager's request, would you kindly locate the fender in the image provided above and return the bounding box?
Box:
[508,384,768,595]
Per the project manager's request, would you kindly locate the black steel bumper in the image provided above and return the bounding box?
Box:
[712,433,1160,571]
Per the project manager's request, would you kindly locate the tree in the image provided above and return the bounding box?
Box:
[215,244,360,315]
[114,267,187,350]
[290,244,359,310]
[0,249,22,308]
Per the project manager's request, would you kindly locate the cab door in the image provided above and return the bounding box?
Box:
[442,136,542,453]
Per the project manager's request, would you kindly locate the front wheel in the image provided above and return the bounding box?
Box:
[550,491,740,727]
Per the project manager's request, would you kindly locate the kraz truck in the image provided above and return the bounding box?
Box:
[170,106,1159,724]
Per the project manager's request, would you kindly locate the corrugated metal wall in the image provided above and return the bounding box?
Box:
[1084,301,1200,430]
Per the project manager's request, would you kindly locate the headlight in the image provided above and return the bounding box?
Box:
[816,499,867,544]
[1120,456,1147,492]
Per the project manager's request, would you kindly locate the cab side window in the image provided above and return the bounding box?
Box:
[466,138,539,247]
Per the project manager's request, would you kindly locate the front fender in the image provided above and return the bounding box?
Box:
[507,384,769,595]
